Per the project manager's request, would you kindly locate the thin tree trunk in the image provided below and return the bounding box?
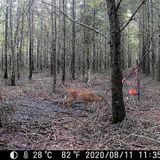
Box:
[37,37,40,69]
[57,0,61,74]
[28,3,33,79]
[145,0,150,75]
[17,0,22,79]
[92,7,96,72]
[71,0,76,80]
[10,0,16,86]
[1,44,4,71]
[62,0,66,83]
[157,2,160,81]
[127,26,131,68]
[150,0,155,78]
[51,0,57,91]
[4,0,9,79]
[50,2,54,76]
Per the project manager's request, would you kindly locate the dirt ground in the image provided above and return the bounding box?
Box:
[0,71,160,150]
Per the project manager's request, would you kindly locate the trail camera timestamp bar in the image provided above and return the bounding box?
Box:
[0,150,160,160]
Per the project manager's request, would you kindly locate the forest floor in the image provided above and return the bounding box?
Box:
[0,70,160,150]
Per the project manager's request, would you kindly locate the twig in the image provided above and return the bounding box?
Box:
[130,133,160,144]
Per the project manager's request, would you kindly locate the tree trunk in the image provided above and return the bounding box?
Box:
[150,0,155,78]
[50,3,54,76]
[157,2,160,81]
[106,0,126,123]
[28,1,34,79]
[71,0,76,80]
[4,0,9,79]
[145,1,150,76]
[51,0,57,91]
[92,7,96,73]
[62,0,66,83]
[127,26,131,68]
[17,0,23,79]
[37,37,40,69]
[10,0,16,86]
[40,19,43,72]
[104,7,109,70]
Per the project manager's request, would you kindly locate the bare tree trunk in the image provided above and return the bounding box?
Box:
[17,0,23,79]
[92,7,96,73]
[142,4,146,74]
[4,0,9,79]
[145,0,150,76]
[40,19,43,72]
[10,0,16,86]
[157,2,160,81]
[150,0,155,78]
[50,2,54,76]
[28,0,34,79]
[57,0,61,74]
[71,0,76,80]
[51,0,57,91]
[82,0,86,76]
[1,44,4,71]
[127,26,131,68]
[37,37,40,69]
[106,0,126,123]
[62,0,66,83]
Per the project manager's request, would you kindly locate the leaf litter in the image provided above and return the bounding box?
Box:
[0,72,160,150]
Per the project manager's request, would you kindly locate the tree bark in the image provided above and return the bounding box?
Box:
[51,0,57,91]
[106,0,126,123]
[150,0,155,78]
[10,0,16,86]
[157,1,160,81]
[62,0,66,83]
[4,0,9,79]
[92,7,96,73]
[71,0,76,80]
[28,0,34,79]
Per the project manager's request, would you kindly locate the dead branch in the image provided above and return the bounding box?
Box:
[41,1,108,39]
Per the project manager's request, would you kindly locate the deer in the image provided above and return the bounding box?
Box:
[63,88,103,108]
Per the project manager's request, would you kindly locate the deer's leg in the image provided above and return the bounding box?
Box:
[66,94,74,108]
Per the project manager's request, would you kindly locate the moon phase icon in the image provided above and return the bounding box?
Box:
[10,151,18,159]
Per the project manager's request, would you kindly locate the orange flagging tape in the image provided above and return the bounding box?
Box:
[129,88,137,95]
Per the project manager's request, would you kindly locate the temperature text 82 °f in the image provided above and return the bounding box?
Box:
[62,151,81,159]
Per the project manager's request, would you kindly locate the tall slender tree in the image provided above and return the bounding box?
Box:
[92,4,96,72]
[71,0,76,80]
[28,0,34,79]
[10,0,16,86]
[62,0,66,83]
[150,0,155,78]
[51,0,57,91]
[4,0,9,79]
[158,1,160,81]
[50,0,54,75]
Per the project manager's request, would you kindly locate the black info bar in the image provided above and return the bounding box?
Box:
[0,150,160,160]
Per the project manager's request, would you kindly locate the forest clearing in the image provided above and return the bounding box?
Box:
[0,0,160,154]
